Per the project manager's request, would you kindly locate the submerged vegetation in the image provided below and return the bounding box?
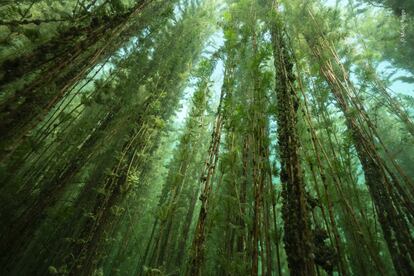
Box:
[0,0,413,275]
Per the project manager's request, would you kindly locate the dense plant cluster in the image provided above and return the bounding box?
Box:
[0,0,413,275]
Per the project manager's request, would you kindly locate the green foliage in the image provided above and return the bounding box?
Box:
[0,0,413,275]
